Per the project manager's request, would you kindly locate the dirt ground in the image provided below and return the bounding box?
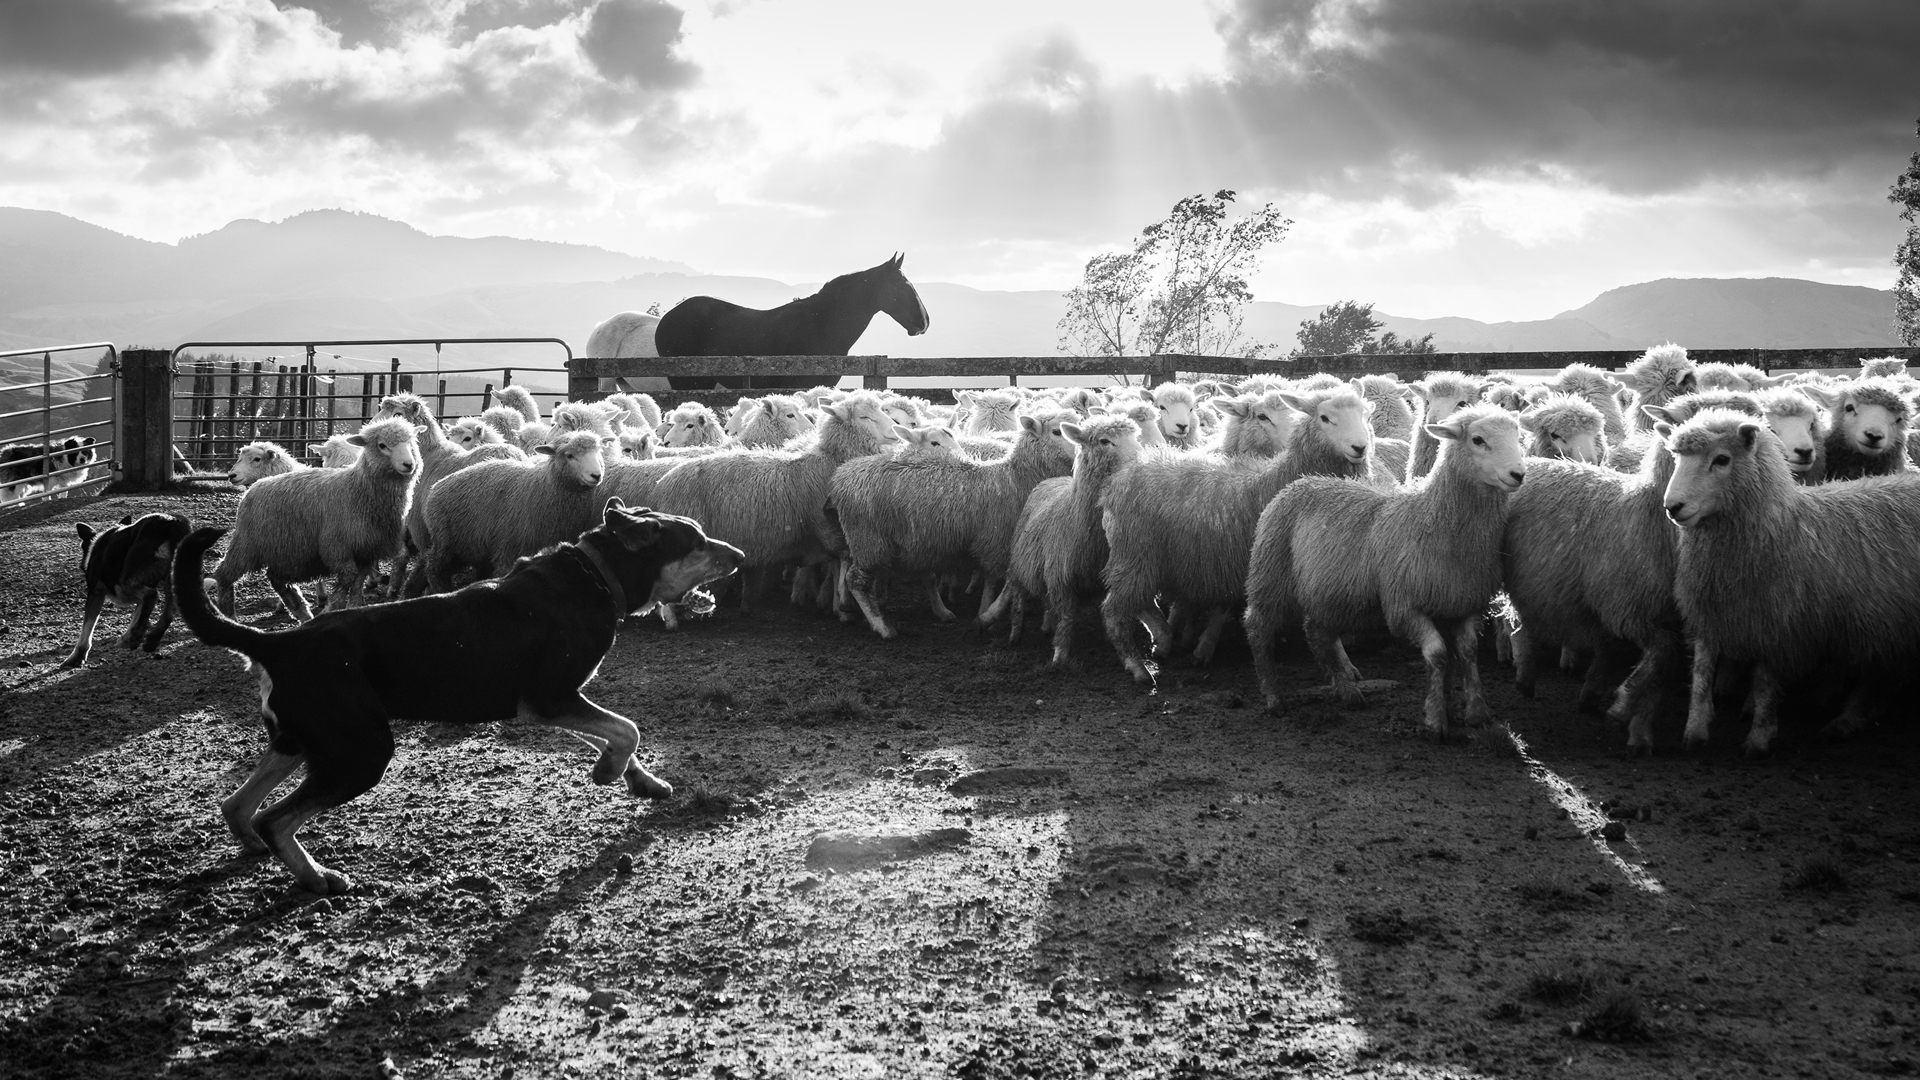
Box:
[2,490,1918,1080]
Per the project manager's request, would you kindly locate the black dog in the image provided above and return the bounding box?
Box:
[175,498,743,894]
[63,512,193,668]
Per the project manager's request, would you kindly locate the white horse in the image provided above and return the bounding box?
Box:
[584,311,669,392]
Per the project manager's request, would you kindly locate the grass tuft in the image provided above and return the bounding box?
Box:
[1526,959,1603,1005]
[1574,989,1654,1042]
[1514,876,1594,913]
[694,679,737,709]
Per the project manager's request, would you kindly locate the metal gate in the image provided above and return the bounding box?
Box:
[0,342,118,509]
[166,338,572,473]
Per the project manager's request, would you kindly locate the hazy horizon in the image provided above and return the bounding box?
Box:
[1,2,1914,324]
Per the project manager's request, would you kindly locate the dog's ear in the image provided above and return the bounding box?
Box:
[610,515,662,552]
[603,495,627,519]
[119,514,133,525]
[76,523,95,545]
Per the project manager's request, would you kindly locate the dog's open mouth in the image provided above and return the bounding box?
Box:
[641,545,743,612]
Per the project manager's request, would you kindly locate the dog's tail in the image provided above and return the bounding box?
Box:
[173,527,272,657]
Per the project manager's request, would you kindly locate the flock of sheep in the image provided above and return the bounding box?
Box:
[207,346,1920,754]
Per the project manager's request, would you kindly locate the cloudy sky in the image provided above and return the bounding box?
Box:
[1,0,1915,321]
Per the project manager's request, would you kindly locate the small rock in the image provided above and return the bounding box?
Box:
[787,875,824,894]
[377,1055,405,1080]
[47,926,74,944]
[610,1003,628,1020]
[586,989,627,1012]
[614,853,633,876]
[1637,807,1654,823]
[806,826,972,870]
[1524,826,1540,841]
[909,769,951,787]
[1599,821,1627,842]
[1198,690,1245,709]
[948,767,1068,795]
[450,873,497,893]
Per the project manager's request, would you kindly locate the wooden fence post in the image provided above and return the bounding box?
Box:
[115,349,175,491]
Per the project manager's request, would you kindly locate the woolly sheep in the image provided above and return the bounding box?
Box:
[1245,404,1526,732]
[420,430,608,592]
[480,405,525,443]
[981,415,1145,667]
[446,416,505,452]
[1819,377,1913,482]
[735,394,813,448]
[306,434,362,469]
[659,402,728,449]
[515,400,618,455]
[1861,356,1909,379]
[1547,363,1629,446]
[374,393,526,596]
[495,385,541,426]
[833,410,1076,638]
[1693,362,1785,394]
[1604,390,1763,473]
[647,393,902,614]
[1407,373,1483,480]
[1497,397,1729,749]
[957,390,1021,436]
[608,391,662,432]
[1757,387,1826,483]
[1054,387,1102,418]
[1210,392,1298,461]
[209,416,423,621]
[1518,393,1607,463]
[1152,382,1202,449]
[1619,344,1696,432]
[1113,402,1166,448]
[1482,383,1529,413]
[228,441,305,487]
[881,394,927,429]
[1662,409,1920,754]
[1099,385,1376,684]
[616,428,658,461]
[1355,375,1415,441]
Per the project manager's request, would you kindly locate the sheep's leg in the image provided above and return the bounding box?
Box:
[1305,619,1366,708]
[423,548,457,595]
[1191,608,1233,666]
[1576,639,1636,713]
[1558,646,1581,674]
[1683,641,1717,748]
[214,574,238,618]
[737,565,758,615]
[1007,588,1028,646]
[1456,617,1491,727]
[1141,604,1176,663]
[926,579,957,623]
[387,550,410,600]
[268,576,315,623]
[1511,623,1536,698]
[1046,591,1077,670]
[1099,588,1155,686]
[976,580,1014,628]
[977,575,1003,619]
[60,588,106,668]
[1614,627,1682,753]
[1492,611,1513,664]
[323,569,362,612]
[846,564,897,640]
[1408,615,1452,736]
[1744,663,1782,757]
[814,562,836,610]
[790,564,816,606]
[1245,597,1286,714]
[1040,604,1056,634]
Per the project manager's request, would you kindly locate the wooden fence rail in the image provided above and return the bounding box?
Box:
[565,347,1920,402]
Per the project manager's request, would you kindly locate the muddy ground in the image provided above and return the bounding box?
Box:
[1,490,1917,1080]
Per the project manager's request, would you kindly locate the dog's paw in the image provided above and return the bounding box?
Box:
[626,766,672,800]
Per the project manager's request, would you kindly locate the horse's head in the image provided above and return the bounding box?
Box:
[874,252,930,337]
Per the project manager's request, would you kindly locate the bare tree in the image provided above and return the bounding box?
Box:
[1059,191,1291,363]
[1891,118,1920,346]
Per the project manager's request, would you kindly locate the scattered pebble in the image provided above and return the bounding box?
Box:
[1599,821,1627,842]
[614,853,633,876]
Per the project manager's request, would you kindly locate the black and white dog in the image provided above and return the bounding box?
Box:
[175,498,743,894]
[0,436,99,504]
[62,512,194,668]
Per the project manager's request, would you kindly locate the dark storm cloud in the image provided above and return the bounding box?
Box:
[1217,0,1920,192]
[578,0,698,89]
[0,0,211,76]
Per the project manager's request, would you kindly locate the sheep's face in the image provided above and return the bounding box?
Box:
[351,424,424,477]
[619,430,657,461]
[1062,418,1143,471]
[1432,410,1526,492]
[833,396,905,451]
[1835,391,1907,458]
[965,393,1021,436]
[228,444,293,487]
[895,424,961,460]
[1281,392,1373,464]
[447,418,501,451]
[1413,379,1478,424]
[1764,409,1820,475]
[662,407,717,448]
[763,396,813,437]
[1694,365,1751,394]
[882,401,919,428]
[539,438,607,487]
[1122,404,1166,446]
[1661,417,1765,528]
[1154,391,1196,442]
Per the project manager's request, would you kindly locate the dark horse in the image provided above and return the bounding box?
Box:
[655,253,930,389]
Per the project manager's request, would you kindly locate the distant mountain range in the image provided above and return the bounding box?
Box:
[0,207,1903,361]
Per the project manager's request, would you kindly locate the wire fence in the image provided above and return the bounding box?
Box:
[0,343,118,509]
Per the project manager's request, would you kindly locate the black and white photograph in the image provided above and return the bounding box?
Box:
[2,0,1919,1076]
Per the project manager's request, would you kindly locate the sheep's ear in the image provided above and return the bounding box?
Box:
[1087,404,1109,416]
[1020,414,1041,435]
[347,434,369,447]
[1410,379,1433,394]
[1220,399,1254,420]
[412,425,427,435]
[1426,418,1469,442]
[535,444,556,456]
[1677,371,1698,394]
[1653,421,1675,440]
[1737,422,1761,448]
[1802,385,1838,408]
[956,391,976,406]
[1517,410,1542,432]
[892,422,915,440]
[307,444,324,456]
[1641,403,1675,425]
[1060,422,1086,445]
[1275,392,1308,413]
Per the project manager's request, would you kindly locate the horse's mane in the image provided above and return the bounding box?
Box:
[814,259,896,299]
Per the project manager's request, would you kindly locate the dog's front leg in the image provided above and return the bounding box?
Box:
[120,590,157,649]
[60,588,107,668]
[520,696,672,799]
